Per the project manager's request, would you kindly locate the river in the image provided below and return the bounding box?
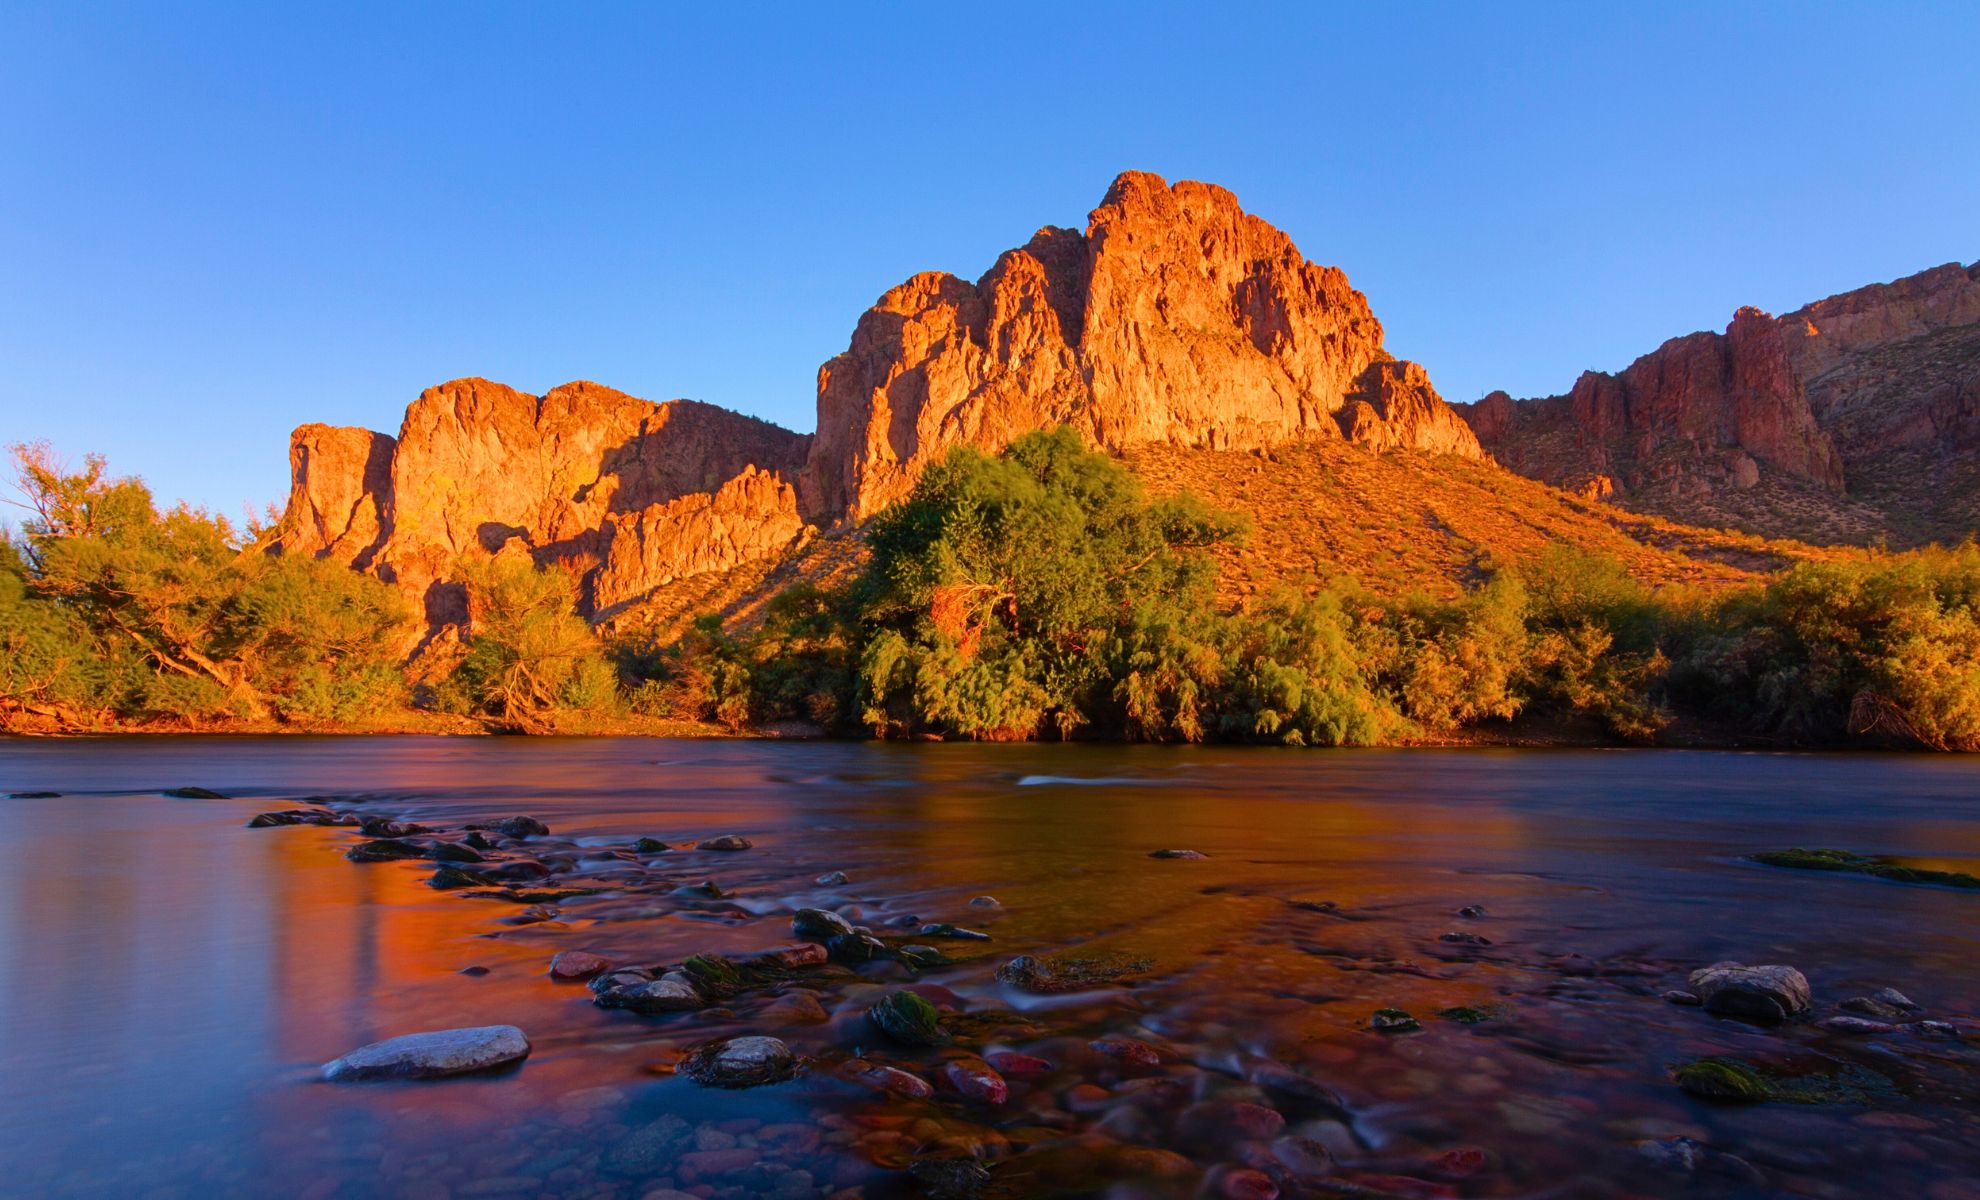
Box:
[1,738,1976,1199]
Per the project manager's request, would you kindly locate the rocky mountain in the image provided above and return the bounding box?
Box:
[274,172,1482,624]
[801,170,1480,520]
[1456,261,1980,544]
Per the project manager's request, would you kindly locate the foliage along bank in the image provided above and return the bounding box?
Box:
[7,435,1980,750]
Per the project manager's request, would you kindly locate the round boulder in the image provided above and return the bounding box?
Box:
[1686,962,1812,1023]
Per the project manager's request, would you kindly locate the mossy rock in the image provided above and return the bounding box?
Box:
[682,954,746,999]
[1436,1005,1495,1025]
[867,990,948,1045]
[1673,1056,1895,1106]
[632,837,670,853]
[1752,848,1980,890]
[1675,1058,1771,1102]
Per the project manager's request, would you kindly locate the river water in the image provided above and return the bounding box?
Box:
[1,738,1976,1200]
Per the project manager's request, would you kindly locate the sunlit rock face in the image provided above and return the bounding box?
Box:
[1457,261,1980,540]
[801,170,1482,522]
[271,379,812,622]
[274,170,1488,622]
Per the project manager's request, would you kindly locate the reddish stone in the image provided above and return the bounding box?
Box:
[547,950,612,981]
[1089,1037,1163,1069]
[943,1057,1009,1105]
[1215,1168,1280,1200]
[1432,1147,1487,1177]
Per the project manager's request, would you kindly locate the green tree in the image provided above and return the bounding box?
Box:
[440,554,618,731]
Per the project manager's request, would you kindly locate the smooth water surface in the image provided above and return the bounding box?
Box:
[2,739,1977,1200]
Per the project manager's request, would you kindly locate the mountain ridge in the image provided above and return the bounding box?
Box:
[274,172,1486,627]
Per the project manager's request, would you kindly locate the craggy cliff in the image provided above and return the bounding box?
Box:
[802,170,1479,520]
[1458,261,1980,542]
[274,171,1482,625]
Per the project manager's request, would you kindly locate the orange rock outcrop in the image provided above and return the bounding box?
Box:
[271,172,1492,626]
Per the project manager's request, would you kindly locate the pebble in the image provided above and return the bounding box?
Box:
[815,870,849,885]
[967,895,1001,908]
[1149,848,1208,859]
[1662,990,1702,1006]
[696,835,754,852]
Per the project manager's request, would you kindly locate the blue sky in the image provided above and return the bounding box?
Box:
[2,3,1976,519]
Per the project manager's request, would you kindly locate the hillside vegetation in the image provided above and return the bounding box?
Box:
[7,436,1977,750]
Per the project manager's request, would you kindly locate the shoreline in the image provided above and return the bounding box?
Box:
[0,713,1886,752]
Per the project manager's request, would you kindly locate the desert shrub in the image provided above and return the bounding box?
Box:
[7,443,409,725]
[439,555,615,730]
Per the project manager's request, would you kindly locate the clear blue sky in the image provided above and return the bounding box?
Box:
[3,3,1976,520]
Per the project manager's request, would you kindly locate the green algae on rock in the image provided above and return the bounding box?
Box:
[868,990,948,1045]
[1751,848,1980,889]
[1675,1058,1771,1102]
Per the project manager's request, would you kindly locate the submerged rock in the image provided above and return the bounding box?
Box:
[632,836,670,853]
[1439,931,1491,945]
[827,932,888,963]
[1149,848,1207,860]
[1871,986,1920,1011]
[1840,996,1909,1021]
[322,1025,530,1081]
[943,1057,1009,1105]
[426,841,486,863]
[429,865,496,889]
[359,816,431,838]
[345,838,429,863]
[791,907,855,941]
[919,923,992,941]
[815,870,850,886]
[1089,1037,1163,1068]
[487,816,550,839]
[1370,1008,1421,1032]
[696,834,753,852]
[248,809,351,828]
[968,896,1001,909]
[1688,962,1812,1023]
[868,990,948,1045]
[596,978,704,1014]
[1663,990,1703,1006]
[548,951,613,981]
[909,1159,992,1200]
[679,1035,798,1088]
[1750,847,1980,889]
[842,1059,934,1098]
[1673,1058,1770,1103]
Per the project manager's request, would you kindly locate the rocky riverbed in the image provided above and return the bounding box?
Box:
[2,739,1978,1199]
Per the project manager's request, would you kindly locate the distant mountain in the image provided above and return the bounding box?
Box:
[1456,262,1980,545]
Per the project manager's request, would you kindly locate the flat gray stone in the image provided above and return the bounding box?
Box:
[322,1024,530,1081]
